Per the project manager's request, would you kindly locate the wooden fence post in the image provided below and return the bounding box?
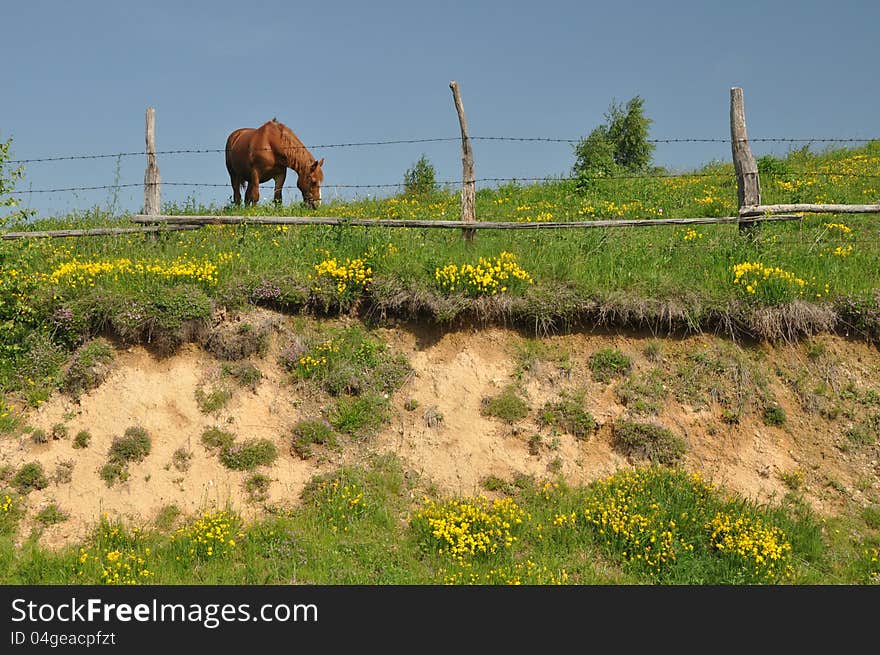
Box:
[730,87,760,234]
[144,107,161,216]
[450,81,476,242]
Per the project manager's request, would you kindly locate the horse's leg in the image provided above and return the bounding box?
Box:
[230,174,242,206]
[245,169,261,205]
[273,170,286,205]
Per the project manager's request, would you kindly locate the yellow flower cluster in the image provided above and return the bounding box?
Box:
[732,261,807,297]
[298,338,340,374]
[824,222,852,234]
[867,546,879,580]
[96,548,154,585]
[76,524,153,585]
[413,496,525,564]
[310,255,373,296]
[44,253,236,288]
[682,228,704,241]
[172,510,238,560]
[434,251,533,296]
[313,477,366,533]
[707,512,793,580]
[582,496,684,574]
[439,559,569,585]
[565,468,714,577]
[1,493,15,513]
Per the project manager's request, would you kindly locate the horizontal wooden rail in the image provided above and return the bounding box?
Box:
[131,214,803,229]
[1,225,202,240]
[741,203,880,216]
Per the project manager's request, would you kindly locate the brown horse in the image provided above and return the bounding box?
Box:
[225,118,324,208]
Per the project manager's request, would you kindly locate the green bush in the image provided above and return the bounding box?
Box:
[573,96,654,188]
[201,426,235,452]
[108,426,151,464]
[589,348,632,383]
[291,419,337,459]
[404,154,437,195]
[762,404,787,426]
[73,430,92,449]
[35,503,68,526]
[612,419,686,465]
[480,386,529,423]
[219,439,278,471]
[538,393,597,438]
[12,462,49,494]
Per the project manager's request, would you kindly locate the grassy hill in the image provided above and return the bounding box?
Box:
[0,142,878,584]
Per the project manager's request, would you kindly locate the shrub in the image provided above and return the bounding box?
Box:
[244,473,271,503]
[201,426,235,452]
[195,384,232,413]
[291,419,336,460]
[538,393,597,439]
[403,154,437,195]
[573,96,654,188]
[73,430,92,449]
[612,419,686,465]
[53,460,74,485]
[480,386,529,423]
[589,348,632,383]
[30,428,48,445]
[61,338,114,397]
[762,404,787,426]
[108,426,151,464]
[35,503,68,526]
[222,361,262,390]
[219,439,278,471]
[171,447,192,472]
[12,462,49,494]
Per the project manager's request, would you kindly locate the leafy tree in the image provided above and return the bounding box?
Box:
[0,137,31,226]
[403,154,437,195]
[573,96,655,188]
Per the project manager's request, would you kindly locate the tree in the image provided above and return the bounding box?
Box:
[572,96,655,188]
[0,137,31,226]
[403,154,437,196]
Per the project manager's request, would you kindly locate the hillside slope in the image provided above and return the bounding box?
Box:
[3,307,879,550]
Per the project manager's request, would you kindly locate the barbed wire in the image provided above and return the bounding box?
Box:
[17,168,880,195]
[9,135,879,165]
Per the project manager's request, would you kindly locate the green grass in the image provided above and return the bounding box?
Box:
[611,419,687,465]
[200,426,235,451]
[291,418,337,460]
[11,462,49,494]
[480,385,530,423]
[101,426,152,486]
[538,391,597,438]
[1,457,872,585]
[589,348,632,383]
[0,144,877,404]
[218,439,278,471]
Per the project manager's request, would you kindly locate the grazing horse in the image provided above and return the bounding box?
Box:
[225,118,324,208]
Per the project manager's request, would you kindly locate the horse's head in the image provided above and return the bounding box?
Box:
[298,157,324,208]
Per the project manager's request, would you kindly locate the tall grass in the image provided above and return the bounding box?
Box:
[1,457,875,585]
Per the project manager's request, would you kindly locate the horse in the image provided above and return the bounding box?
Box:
[224,118,324,208]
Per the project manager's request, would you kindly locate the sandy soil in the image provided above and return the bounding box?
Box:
[3,309,879,549]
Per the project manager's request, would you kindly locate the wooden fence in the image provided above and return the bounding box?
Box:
[4,86,879,241]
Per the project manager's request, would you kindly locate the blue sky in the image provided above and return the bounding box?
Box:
[2,0,878,218]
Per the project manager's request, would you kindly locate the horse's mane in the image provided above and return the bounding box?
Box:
[270,119,315,172]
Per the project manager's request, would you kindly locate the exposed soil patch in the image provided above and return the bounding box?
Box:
[3,309,879,550]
